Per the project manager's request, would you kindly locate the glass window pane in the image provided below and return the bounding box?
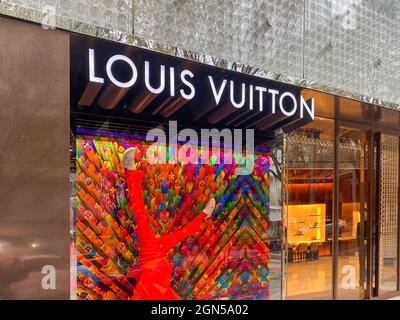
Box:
[72,133,279,300]
[286,117,334,299]
[337,127,367,299]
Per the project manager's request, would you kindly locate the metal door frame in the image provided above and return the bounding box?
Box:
[334,120,400,300]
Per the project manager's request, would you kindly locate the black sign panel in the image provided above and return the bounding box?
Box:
[70,34,314,136]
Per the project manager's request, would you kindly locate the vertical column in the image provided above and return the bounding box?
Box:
[0,17,70,299]
[377,134,399,294]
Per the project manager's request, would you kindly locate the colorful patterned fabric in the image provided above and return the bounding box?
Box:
[74,135,271,300]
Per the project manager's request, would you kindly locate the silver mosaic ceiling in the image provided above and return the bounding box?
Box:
[1,0,400,109]
[5,0,133,32]
[134,0,305,81]
[134,0,400,107]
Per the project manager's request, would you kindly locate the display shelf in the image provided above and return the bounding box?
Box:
[287,203,326,245]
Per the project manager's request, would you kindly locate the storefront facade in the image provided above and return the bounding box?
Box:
[0,10,399,300]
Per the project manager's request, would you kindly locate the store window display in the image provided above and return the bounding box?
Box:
[72,134,275,300]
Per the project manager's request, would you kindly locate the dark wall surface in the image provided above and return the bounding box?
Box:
[0,17,70,299]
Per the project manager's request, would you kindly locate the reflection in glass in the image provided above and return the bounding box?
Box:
[337,128,367,299]
[286,117,334,299]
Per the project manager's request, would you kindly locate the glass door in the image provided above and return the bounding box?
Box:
[285,117,334,299]
[336,126,368,299]
[286,120,399,300]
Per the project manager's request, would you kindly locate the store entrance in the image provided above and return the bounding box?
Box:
[286,117,335,299]
[286,118,400,300]
[336,125,369,299]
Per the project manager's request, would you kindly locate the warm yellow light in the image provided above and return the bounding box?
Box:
[287,204,326,245]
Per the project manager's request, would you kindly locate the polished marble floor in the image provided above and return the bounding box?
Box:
[287,255,398,300]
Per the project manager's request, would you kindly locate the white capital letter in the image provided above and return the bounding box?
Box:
[268,89,279,113]
[230,81,246,109]
[180,70,195,100]
[279,92,297,117]
[89,49,104,84]
[300,96,315,120]
[255,86,267,112]
[208,76,227,105]
[145,61,166,94]
[106,54,137,88]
